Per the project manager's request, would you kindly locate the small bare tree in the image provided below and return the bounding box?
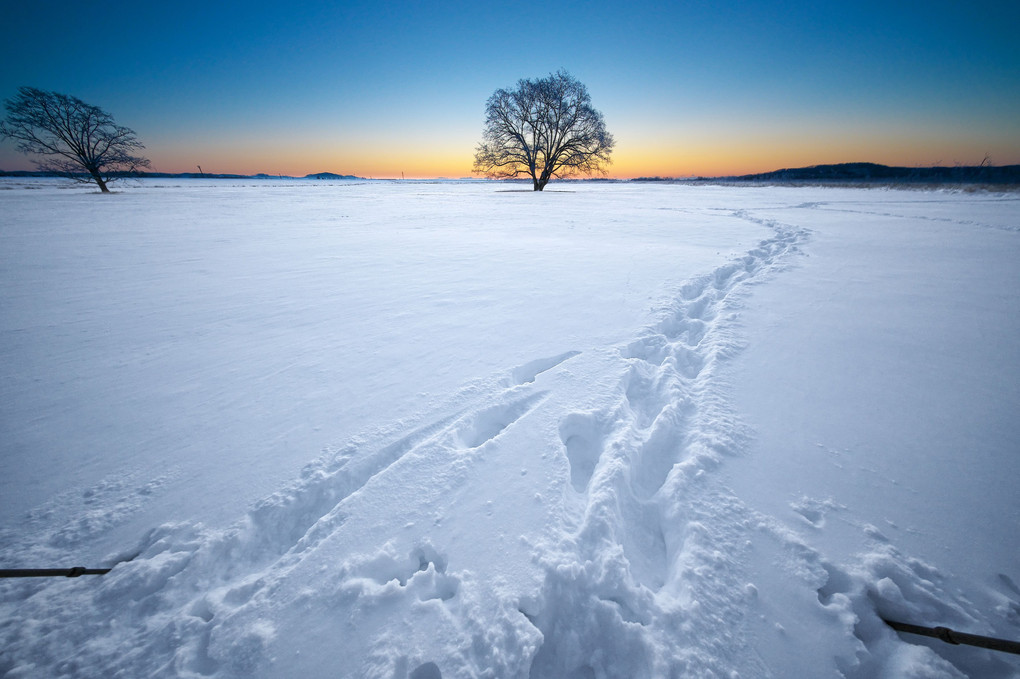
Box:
[473,71,614,191]
[1,87,150,193]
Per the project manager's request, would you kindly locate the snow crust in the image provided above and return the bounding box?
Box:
[1,179,1017,678]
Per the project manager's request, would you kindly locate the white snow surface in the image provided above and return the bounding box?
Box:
[1,179,1018,678]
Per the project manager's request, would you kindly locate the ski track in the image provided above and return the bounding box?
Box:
[2,203,1013,678]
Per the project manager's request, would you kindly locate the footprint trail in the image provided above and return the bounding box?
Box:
[523,215,812,677]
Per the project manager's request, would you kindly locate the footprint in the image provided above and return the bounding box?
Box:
[999,573,1020,597]
[623,334,705,378]
[671,346,706,379]
[791,497,839,529]
[511,350,581,385]
[621,335,670,366]
[683,294,714,321]
[618,501,669,591]
[679,278,707,301]
[816,562,852,606]
[559,412,610,493]
[188,597,215,623]
[622,364,670,428]
[629,406,685,501]
[410,663,442,679]
[455,391,548,449]
[713,262,742,290]
[742,253,762,274]
[660,316,707,346]
[996,574,1020,623]
[350,545,458,601]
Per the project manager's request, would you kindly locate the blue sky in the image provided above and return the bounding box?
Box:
[2,0,1018,177]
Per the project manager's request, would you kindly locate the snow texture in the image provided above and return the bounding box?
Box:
[1,179,1018,678]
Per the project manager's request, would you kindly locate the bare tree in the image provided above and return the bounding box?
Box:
[473,71,614,191]
[1,87,150,193]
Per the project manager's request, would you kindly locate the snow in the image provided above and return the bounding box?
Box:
[1,178,1017,678]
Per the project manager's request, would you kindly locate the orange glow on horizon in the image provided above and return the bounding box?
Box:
[21,140,1018,181]
[95,133,1020,181]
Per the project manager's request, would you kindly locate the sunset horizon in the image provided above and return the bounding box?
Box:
[3,153,1014,182]
[3,2,1018,183]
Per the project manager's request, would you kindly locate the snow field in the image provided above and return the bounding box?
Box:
[0,180,764,555]
[1,180,1018,678]
[728,194,1020,678]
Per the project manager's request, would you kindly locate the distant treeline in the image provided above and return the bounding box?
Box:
[728,162,1020,184]
[638,163,1020,185]
[0,170,361,180]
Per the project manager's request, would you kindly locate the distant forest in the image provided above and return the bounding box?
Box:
[0,170,360,180]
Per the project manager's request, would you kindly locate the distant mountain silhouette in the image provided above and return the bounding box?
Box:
[728,162,1020,184]
[304,172,359,180]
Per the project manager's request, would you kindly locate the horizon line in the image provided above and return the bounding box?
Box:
[3,160,1019,183]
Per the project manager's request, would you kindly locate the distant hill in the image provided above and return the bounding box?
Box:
[304,172,360,180]
[0,170,364,180]
[727,162,1020,184]
[0,170,253,179]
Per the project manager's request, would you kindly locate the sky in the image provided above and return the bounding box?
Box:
[1,0,1018,178]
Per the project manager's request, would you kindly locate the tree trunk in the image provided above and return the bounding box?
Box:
[535,169,551,191]
[91,171,110,193]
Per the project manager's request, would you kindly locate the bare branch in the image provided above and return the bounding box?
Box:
[473,71,614,190]
[1,87,150,192]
